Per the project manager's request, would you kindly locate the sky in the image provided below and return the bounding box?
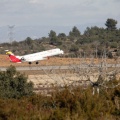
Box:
[0,0,120,42]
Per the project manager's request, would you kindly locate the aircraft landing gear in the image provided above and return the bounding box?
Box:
[28,62,39,64]
[36,61,39,64]
[29,62,32,65]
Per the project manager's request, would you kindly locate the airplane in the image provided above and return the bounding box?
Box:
[6,48,64,64]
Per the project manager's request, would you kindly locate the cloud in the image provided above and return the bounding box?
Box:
[29,0,39,4]
[0,0,119,27]
[0,0,119,42]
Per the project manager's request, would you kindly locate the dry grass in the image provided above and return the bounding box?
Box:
[0,55,117,67]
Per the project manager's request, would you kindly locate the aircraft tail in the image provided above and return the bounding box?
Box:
[6,51,21,63]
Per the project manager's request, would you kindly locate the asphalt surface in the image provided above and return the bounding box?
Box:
[0,64,120,71]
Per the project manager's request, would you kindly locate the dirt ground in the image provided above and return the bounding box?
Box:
[0,54,119,67]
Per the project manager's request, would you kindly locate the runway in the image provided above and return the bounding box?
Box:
[0,64,120,71]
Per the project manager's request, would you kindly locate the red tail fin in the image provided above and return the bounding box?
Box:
[6,51,21,63]
[9,55,21,63]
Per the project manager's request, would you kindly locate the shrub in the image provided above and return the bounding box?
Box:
[0,65,34,99]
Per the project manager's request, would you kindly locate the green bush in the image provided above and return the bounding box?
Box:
[0,65,34,99]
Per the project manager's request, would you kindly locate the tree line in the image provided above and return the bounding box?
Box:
[0,18,120,58]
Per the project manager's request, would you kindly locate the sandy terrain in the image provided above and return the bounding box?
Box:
[28,73,99,88]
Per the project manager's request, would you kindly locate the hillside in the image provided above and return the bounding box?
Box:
[0,18,120,59]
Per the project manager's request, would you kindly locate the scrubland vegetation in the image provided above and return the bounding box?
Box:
[0,81,120,120]
[0,66,120,119]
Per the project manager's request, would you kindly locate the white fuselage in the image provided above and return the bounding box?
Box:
[19,48,64,62]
